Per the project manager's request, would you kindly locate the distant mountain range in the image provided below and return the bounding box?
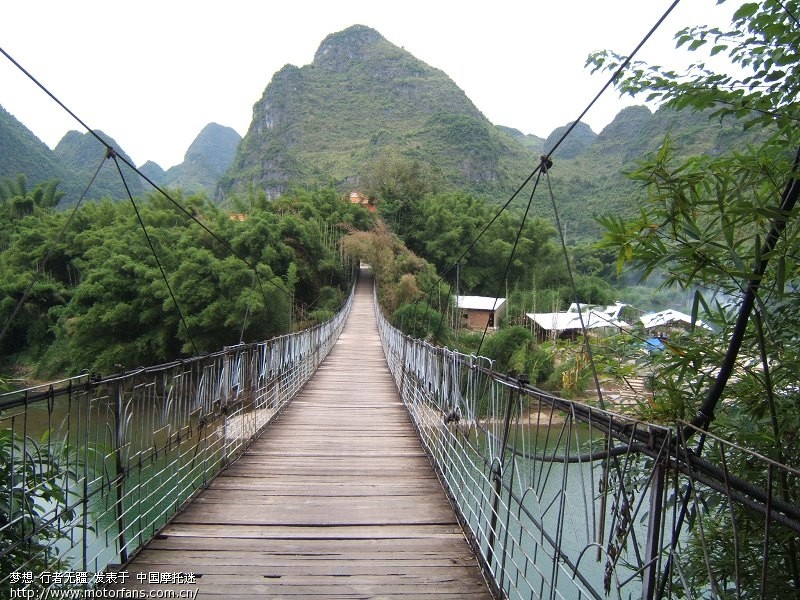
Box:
[0,24,761,240]
[0,106,240,205]
[139,123,241,195]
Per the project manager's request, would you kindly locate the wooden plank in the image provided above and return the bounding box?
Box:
[120,573,489,592]
[114,272,493,599]
[157,523,468,540]
[145,536,477,554]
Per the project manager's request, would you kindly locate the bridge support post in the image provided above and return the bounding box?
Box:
[112,381,128,564]
[642,460,666,599]
[486,377,522,584]
[486,460,504,575]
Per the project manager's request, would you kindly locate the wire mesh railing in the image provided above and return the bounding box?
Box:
[376,297,800,599]
[0,288,353,592]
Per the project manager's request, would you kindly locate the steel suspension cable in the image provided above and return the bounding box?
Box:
[495,0,685,410]
[542,165,606,409]
[410,0,685,343]
[475,166,543,359]
[111,154,198,356]
[0,44,293,319]
[541,0,682,161]
[0,46,110,155]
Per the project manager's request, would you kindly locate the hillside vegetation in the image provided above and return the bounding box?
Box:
[0,106,84,202]
[220,25,537,200]
[220,24,767,241]
[1,23,767,241]
[0,19,777,385]
[0,186,372,381]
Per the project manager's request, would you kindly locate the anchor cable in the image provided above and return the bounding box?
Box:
[110,153,199,356]
[0,44,297,352]
[0,47,298,302]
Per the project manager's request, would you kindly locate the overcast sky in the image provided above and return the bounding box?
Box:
[0,0,736,169]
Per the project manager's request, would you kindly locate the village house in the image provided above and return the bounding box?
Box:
[639,309,712,335]
[526,302,630,341]
[348,191,376,212]
[456,295,506,331]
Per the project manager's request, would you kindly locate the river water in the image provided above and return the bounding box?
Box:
[437,422,668,600]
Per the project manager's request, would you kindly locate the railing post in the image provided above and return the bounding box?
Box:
[487,376,520,579]
[486,470,503,575]
[398,336,409,402]
[81,381,92,572]
[222,353,231,464]
[112,381,128,564]
[642,459,666,599]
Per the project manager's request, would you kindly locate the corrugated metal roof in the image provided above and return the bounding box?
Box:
[640,309,711,330]
[526,309,629,332]
[456,295,506,311]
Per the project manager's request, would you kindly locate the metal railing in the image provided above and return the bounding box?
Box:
[0,288,353,590]
[376,297,800,599]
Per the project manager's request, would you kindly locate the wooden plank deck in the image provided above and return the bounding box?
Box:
[118,273,493,599]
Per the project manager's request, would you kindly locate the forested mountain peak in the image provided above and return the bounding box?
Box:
[313,25,386,72]
[153,123,241,194]
[54,129,145,199]
[543,121,597,159]
[497,126,545,154]
[0,105,82,201]
[0,108,240,203]
[220,25,536,199]
[0,22,767,224]
[183,123,241,169]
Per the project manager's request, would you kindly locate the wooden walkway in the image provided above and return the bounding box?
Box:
[119,274,493,598]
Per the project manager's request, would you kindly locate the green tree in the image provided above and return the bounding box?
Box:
[342,219,446,327]
[481,326,533,375]
[388,191,563,297]
[0,187,365,378]
[365,151,437,228]
[0,204,76,360]
[589,1,800,595]
[392,303,448,343]
[0,175,64,221]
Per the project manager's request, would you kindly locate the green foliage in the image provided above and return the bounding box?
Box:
[480,326,533,374]
[545,344,592,398]
[381,190,565,297]
[343,221,433,313]
[0,174,64,222]
[0,430,75,581]
[562,275,615,307]
[589,1,800,595]
[588,0,800,136]
[362,152,439,228]
[479,326,553,384]
[392,303,448,344]
[0,187,369,378]
[0,106,85,205]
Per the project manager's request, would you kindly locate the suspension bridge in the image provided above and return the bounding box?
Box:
[3,266,799,599]
[1,3,799,593]
[109,269,492,598]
